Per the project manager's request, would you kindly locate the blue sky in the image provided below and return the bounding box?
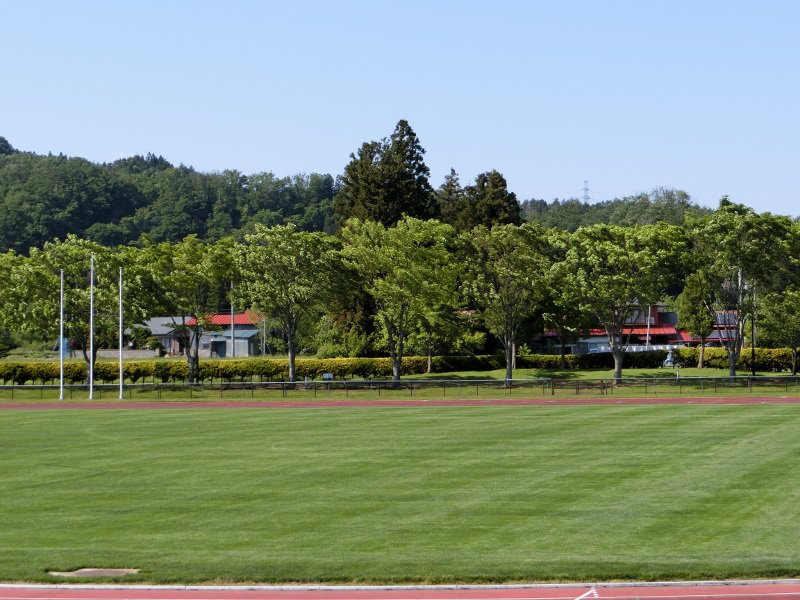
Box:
[2,0,798,217]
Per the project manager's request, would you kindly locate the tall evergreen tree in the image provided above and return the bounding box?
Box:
[334,120,436,227]
[439,169,521,231]
[0,136,15,155]
[437,168,466,228]
[463,170,521,229]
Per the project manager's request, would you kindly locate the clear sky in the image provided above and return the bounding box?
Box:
[2,0,798,217]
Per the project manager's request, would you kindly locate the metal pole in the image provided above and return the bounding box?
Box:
[59,269,64,401]
[751,286,757,377]
[230,282,235,358]
[89,254,94,400]
[119,267,124,400]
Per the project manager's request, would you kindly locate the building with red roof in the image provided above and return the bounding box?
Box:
[146,311,264,358]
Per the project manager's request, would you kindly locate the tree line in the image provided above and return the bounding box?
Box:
[1,198,799,384]
[0,121,717,255]
[2,120,799,384]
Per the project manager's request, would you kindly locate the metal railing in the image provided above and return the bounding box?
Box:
[1,375,799,402]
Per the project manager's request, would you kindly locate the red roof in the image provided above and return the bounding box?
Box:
[586,326,679,337]
[624,326,678,336]
[186,311,260,327]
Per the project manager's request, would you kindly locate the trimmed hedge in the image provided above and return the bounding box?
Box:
[674,347,798,372]
[8,347,798,385]
[0,350,674,385]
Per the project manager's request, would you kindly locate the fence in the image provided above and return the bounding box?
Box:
[1,375,799,402]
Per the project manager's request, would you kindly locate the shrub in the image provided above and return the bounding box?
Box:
[0,363,14,384]
[153,361,173,383]
[64,363,87,384]
[125,361,153,384]
[248,358,285,381]
[94,361,119,383]
[673,346,798,372]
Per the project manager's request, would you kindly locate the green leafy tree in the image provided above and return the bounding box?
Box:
[463,222,550,382]
[235,224,338,382]
[313,264,377,359]
[287,173,337,233]
[0,154,144,253]
[757,290,800,375]
[524,188,712,231]
[0,250,24,356]
[239,171,294,229]
[405,304,467,373]
[559,224,688,381]
[334,120,436,227]
[340,217,457,382]
[688,199,794,376]
[674,270,716,368]
[133,166,214,242]
[136,236,235,382]
[14,236,146,378]
[206,169,246,241]
[540,228,593,368]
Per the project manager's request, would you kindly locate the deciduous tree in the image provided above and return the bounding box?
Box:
[688,199,794,376]
[540,228,592,368]
[757,290,800,375]
[235,224,338,382]
[340,217,456,382]
[673,270,716,368]
[463,222,550,382]
[14,236,146,379]
[558,224,687,381]
[135,235,235,383]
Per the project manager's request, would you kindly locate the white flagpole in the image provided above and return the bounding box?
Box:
[119,266,124,400]
[230,281,235,358]
[89,254,94,400]
[59,269,64,401]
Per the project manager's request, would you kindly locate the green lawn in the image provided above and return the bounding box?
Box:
[1,404,800,583]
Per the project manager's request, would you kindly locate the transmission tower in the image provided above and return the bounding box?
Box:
[582,180,591,202]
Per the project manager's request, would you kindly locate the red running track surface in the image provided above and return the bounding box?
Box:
[3,583,800,600]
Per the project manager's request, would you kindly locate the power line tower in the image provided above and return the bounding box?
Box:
[582,180,591,203]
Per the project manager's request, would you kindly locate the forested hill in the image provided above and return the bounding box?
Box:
[1,133,714,253]
[0,136,338,253]
[521,188,714,231]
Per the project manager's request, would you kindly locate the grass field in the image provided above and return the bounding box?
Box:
[2,403,800,584]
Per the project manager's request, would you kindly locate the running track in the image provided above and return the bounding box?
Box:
[3,582,800,600]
